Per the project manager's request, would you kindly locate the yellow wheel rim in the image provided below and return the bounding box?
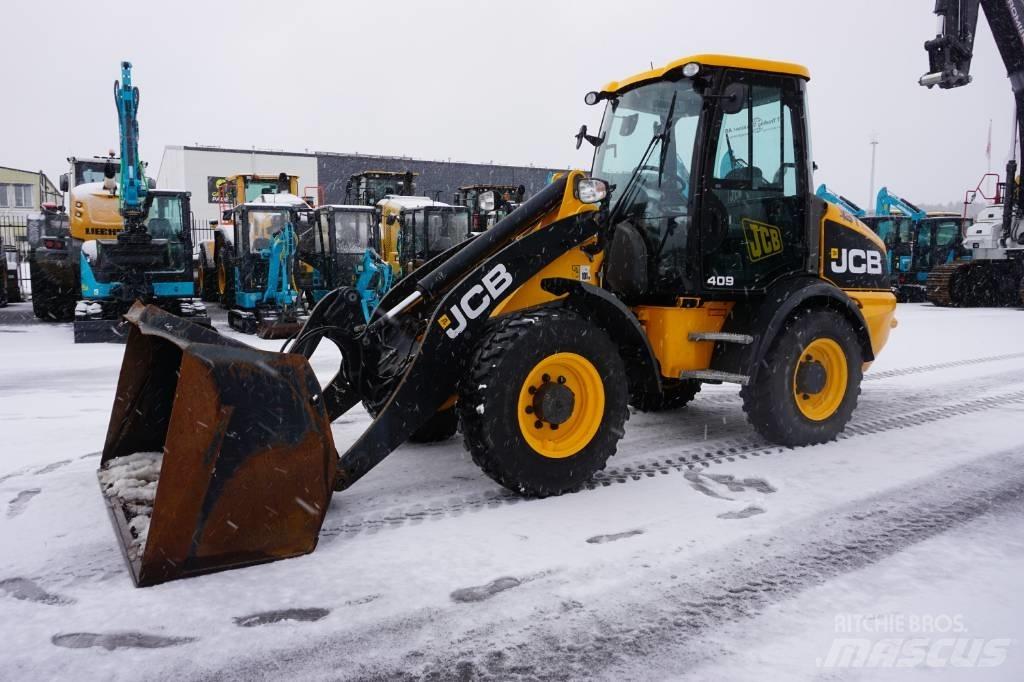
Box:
[792,338,849,421]
[217,260,226,294]
[517,352,604,459]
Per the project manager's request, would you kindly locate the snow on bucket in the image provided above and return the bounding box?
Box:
[99,304,337,587]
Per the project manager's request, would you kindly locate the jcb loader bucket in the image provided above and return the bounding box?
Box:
[98,303,337,587]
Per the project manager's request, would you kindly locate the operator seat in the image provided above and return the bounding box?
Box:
[147,218,174,240]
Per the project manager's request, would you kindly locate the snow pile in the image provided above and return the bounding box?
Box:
[98,451,163,560]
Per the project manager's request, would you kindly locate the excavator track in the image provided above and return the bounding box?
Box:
[925,261,965,306]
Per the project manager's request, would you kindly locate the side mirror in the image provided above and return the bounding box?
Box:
[720,83,749,115]
[386,214,397,226]
[575,124,604,150]
[147,177,156,190]
[59,173,69,193]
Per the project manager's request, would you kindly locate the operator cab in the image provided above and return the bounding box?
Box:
[397,205,470,271]
[588,57,813,303]
[302,204,379,291]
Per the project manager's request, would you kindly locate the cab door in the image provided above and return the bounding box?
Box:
[698,71,810,296]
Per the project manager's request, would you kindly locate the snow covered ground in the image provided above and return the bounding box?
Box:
[0,302,1022,680]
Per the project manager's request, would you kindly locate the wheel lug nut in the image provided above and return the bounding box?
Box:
[534,420,543,429]
[557,375,566,384]
[528,386,536,395]
[802,394,810,400]
[550,423,559,430]
[542,374,550,383]
[525,405,533,414]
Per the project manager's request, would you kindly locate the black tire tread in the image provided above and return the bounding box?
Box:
[458,307,629,497]
[740,307,862,447]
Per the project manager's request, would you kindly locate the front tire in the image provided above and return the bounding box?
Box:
[741,308,862,447]
[458,308,629,497]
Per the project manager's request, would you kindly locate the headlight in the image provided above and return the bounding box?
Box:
[584,91,601,106]
[478,191,495,212]
[682,62,701,78]
[575,178,608,204]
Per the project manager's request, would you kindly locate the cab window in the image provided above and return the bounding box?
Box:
[701,73,807,292]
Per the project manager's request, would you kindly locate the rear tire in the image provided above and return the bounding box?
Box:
[741,308,862,447]
[458,308,629,497]
[198,250,218,302]
[30,262,75,322]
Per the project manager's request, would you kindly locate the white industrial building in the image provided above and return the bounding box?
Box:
[156,146,319,225]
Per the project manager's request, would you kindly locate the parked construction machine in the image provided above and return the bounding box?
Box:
[377,195,471,278]
[197,173,300,301]
[861,188,968,301]
[920,0,1024,306]
[454,183,526,232]
[69,63,207,342]
[296,203,392,320]
[218,192,313,337]
[98,54,896,587]
[346,170,417,206]
[814,184,866,218]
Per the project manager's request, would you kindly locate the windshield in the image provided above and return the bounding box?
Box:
[75,161,120,186]
[245,180,284,202]
[246,210,288,253]
[333,210,374,253]
[144,196,185,241]
[592,80,703,208]
[409,208,467,259]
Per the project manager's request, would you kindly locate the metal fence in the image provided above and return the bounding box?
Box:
[0,214,31,300]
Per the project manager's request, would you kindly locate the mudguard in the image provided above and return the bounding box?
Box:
[711,276,874,382]
[540,278,661,403]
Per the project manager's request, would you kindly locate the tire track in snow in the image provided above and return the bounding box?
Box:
[402,450,1024,681]
[320,385,1024,540]
[202,448,1024,682]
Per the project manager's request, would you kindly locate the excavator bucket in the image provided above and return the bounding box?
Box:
[98,303,337,587]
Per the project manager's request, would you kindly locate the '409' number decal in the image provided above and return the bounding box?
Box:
[706,275,735,287]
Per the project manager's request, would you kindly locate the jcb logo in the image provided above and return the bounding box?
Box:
[742,219,783,262]
[439,263,513,339]
[830,247,883,274]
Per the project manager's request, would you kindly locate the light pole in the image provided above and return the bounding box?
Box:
[868,136,878,210]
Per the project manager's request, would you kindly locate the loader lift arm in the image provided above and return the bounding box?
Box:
[921,0,1024,243]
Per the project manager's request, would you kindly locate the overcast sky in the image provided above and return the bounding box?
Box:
[5,0,1011,207]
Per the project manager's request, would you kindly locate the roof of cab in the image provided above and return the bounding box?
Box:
[601,54,810,95]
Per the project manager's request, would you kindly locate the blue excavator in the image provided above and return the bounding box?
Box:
[73,62,207,342]
[814,184,866,218]
[297,203,393,322]
[861,188,968,302]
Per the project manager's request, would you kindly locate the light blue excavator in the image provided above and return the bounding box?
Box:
[73,61,206,342]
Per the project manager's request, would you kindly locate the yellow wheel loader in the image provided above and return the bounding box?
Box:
[98,54,897,586]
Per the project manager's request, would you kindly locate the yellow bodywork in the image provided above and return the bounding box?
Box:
[376,199,403,274]
[487,170,896,381]
[601,54,810,96]
[634,303,734,378]
[68,184,123,241]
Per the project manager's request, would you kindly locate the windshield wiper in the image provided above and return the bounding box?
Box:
[657,91,678,189]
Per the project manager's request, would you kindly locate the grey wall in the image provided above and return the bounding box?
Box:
[316,153,564,205]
